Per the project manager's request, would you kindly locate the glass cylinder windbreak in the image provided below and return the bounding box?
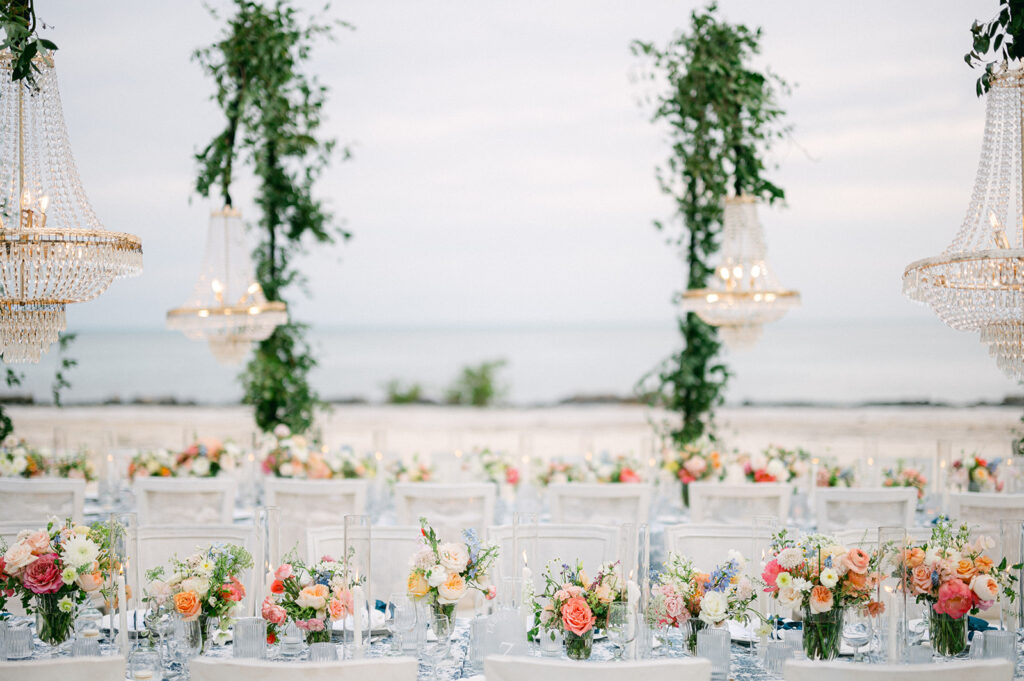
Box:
[343,515,372,656]
[256,505,280,618]
[511,512,538,614]
[877,527,909,663]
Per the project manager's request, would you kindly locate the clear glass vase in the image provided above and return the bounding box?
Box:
[685,618,706,655]
[34,594,75,651]
[929,610,968,657]
[802,607,845,660]
[431,603,455,642]
[564,628,593,660]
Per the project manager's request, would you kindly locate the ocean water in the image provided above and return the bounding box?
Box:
[3,317,1019,406]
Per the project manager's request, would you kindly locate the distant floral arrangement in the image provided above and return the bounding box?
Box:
[49,450,97,482]
[176,438,238,477]
[461,448,522,487]
[816,460,855,488]
[0,439,57,479]
[534,460,585,487]
[388,454,435,483]
[587,454,644,483]
[262,425,376,479]
[662,443,721,485]
[882,461,927,499]
[951,453,1003,492]
[724,445,810,484]
[128,449,176,480]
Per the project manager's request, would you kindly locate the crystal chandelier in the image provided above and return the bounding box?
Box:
[167,207,287,364]
[0,52,143,363]
[679,195,800,349]
[903,66,1024,380]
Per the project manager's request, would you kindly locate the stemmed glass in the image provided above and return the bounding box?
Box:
[144,602,174,662]
[388,592,417,654]
[608,602,637,660]
[423,616,451,680]
[842,609,872,662]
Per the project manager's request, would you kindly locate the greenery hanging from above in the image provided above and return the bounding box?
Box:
[631,3,789,447]
[966,0,1024,95]
[0,0,57,87]
[194,0,351,435]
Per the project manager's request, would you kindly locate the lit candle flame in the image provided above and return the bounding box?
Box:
[20,189,30,209]
[990,211,1011,249]
[39,195,49,214]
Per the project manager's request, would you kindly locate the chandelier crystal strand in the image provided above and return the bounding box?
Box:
[167,207,287,365]
[0,52,143,363]
[679,195,800,349]
[903,67,1024,380]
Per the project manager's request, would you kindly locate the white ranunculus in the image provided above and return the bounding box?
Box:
[819,568,839,589]
[438,543,469,573]
[427,565,447,587]
[766,459,787,480]
[699,590,729,625]
[180,576,210,597]
[191,457,211,477]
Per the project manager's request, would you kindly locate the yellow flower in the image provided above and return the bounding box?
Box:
[407,571,429,598]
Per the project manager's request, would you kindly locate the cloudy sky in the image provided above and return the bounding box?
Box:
[41,0,995,331]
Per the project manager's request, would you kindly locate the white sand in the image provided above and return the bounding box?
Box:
[6,403,1021,464]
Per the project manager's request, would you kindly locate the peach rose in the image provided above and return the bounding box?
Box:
[809,585,834,614]
[561,596,596,635]
[904,548,925,568]
[845,569,868,591]
[77,571,104,593]
[437,572,468,604]
[910,565,933,595]
[407,571,429,597]
[842,548,870,575]
[974,556,994,574]
[970,574,999,603]
[296,584,329,610]
[3,542,37,574]
[25,531,51,556]
[955,559,976,581]
[174,590,201,620]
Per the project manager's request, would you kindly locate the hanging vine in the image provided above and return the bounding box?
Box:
[194,0,351,434]
[632,3,789,446]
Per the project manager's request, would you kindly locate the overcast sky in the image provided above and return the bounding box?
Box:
[42,0,996,331]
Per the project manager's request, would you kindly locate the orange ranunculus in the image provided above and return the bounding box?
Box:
[407,571,429,598]
[955,559,976,581]
[845,570,868,591]
[842,548,870,574]
[974,556,994,574]
[904,548,925,568]
[866,600,886,617]
[173,590,201,620]
[270,579,285,594]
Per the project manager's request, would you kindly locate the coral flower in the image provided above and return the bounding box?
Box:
[974,556,994,574]
[904,547,925,568]
[270,579,285,594]
[561,597,596,636]
[174,591,201,620]
[933,579,973,619]
[619,468,641,483]
[809,585,834,614]
[842,548,870,574]
[955,560,976,581]
[761,559,783,592]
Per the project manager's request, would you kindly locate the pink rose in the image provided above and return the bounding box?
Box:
[663,593,686,619]
[933,579,973,619]
[761,559,782,592]
[275,564,293,580]
[261,596,287,625]
[21,553,63,594]
[505,468,520,485]
[305,618,325,632]
[25,531,50,556]
[842,548,870,575]
[561,596,596,635]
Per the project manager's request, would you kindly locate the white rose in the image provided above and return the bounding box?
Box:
[699,590,729,625]
[766,459,787,480]
[273,424,291,439]
[191,457,211,477]
[777,586,802,613]
[180,577,210,597]
[12,455,27,474]
[279,463,294,477]
[750,453,768,471]
[427,565,446,587]
[438,543,469,573]
[970,574,999,602]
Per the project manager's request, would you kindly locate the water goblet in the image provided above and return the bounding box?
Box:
[608,602,637,660]
[843,611,872,662]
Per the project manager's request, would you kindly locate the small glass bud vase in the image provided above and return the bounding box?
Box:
[564,628,593,660]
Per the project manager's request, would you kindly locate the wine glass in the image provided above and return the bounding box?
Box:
[608,602,637,660]
[843,611,872,662]
[423,617,451,681]
[391,595,419,655]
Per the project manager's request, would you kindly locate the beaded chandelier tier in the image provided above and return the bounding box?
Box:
[679,195,800,349]
[0,53,143,363]
[903,67,1024,380]
[167,207,287,365]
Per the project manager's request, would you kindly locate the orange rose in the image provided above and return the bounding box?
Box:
[910,565,933,595]
[866,600,886,617]
[955,560,976,581]
[845,570,868,591]
[904,548,925,568]
[407,571,429,598]
[974,556,994,574]
[173,590,201,620]
[809,585,834,614]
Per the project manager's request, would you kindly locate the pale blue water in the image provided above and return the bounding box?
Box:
[3,317,1019,406]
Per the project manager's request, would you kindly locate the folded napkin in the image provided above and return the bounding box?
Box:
[967,615,994,641]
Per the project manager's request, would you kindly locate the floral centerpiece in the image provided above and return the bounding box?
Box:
[128,449,176,479]
[261,553,357,645]
[463,448,522,488]
[175,438,238,478]
[535,559,629,660]
[263,431,376,480]
[388,455,435,483]
[588,455,644,483]
[2,519,110,646]
[534,460,585,487]
[815,460,855,488]
[762,530,883,660]
[0,439,46,478]
[951,454,1003,492]
[50,449,96,482]
[145,542,253,652]
[894,519,1016,656]
[662,444,721,506]
[407,518,498,639]
[882,462,928,500]
[650,551,756,652]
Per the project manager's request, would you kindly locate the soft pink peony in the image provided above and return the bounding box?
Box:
[275,564,293,580]
[21,553,63,594]
[933,579,973,619]
[761,559,783,592]
[261,596,287,625]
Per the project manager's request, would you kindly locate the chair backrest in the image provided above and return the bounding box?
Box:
[663,523,772,577]
[138,524,259,591]
[0,656,126,681]
[0,478,85,523]
[134,477,236,525]
[264,479,369,559]
[306,525,422,601]
[487,524,619,588]
[393,483,495,540]
[190,656,418,681]
[815,487,917,533]
[547,483,652,526]
[947,493,1024,535]
[688,482,791,524]
[485,656,711,681]
[783,659,1012,681]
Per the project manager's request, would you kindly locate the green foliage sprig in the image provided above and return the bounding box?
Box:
[966,0,1024,95]
[631,3,788,446]
[445,359,506,407]
[0,0,57,88]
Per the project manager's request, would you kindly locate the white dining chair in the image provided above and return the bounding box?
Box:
[487,523,619,588]
[688,482,791,524]
[0,656,126,681]
[947,492,1024,535]
[0,478,85,523]
[190,656,418,681]
[138,524,259,575]
[134,477,236,525]
[393,482,495,540]
[485,656,711,681]
[547,483,652,526]
[783,659,1011,681]
[832,526,932,551]
[307,525,422,600]
[815,487,917,533]
[663,523,772,576]
[264,478,369,559]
